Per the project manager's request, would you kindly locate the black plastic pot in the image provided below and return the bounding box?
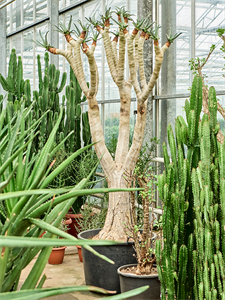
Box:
[78,228,137,293]
[117,264,160,300]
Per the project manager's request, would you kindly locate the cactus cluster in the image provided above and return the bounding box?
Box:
[0,50,92,156]
[64,66,91,153]
[155,75,225,299]
[0,49,31,109]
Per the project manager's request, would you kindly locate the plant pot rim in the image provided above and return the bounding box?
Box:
[78,228,157,246]
[76,245,81,249]
[52,246,67,250]
[63,217,72,225]
[66,213,82,218]
[117,264,158,279]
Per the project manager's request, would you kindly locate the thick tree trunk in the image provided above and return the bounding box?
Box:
[88,93,147,241]
[94,170,133,241]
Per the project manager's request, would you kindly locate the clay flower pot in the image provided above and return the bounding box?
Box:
[66,213,82,238]
[76,245,83,262]
[48,246,66,265]
[63,216,72,232]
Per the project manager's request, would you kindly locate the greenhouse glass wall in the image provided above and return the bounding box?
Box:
[0,0,225,150]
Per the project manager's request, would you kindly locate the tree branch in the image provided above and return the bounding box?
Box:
[117,30,126,88]
[88,97,116,177]
[115,85,132,170]
[138,36,147,90]
[141,43,168,104]
[123,102,147,172]
[68,37,89,96]
[126,32,142,101]
[101,28,118,84]
[112,39,119,73]
[85,46,98,97]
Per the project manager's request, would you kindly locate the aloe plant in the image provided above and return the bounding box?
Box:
[0,102,142,294]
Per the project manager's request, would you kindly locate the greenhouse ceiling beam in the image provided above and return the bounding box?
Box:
[59,0,92,15]
[79,89,225,105]
[178,0,225,6]
[0,0,15,10]
[195,0,225,4]
[49,0,59,68]
[0,6,6,97]
[6,16,50,38]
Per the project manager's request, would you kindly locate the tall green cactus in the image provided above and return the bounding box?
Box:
[0,50,92,157]
[156,76,225,299]
[64,66,91,153]
[0,49,31,106]
[34,52,67,149]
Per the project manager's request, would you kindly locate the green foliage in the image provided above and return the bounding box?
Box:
[0,49,29,104]
[156,76,225,299]
[49,148,98,213]
[0,104,142,295]
[216,28,225,37]
[0,50,93,214]
[0,50,92,156]
[74,198,108,233]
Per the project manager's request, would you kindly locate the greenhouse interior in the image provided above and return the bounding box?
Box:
[0,0,225,299]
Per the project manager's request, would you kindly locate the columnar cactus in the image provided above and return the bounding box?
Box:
[156,76,225,299]
[0,49,31,105]
[0,50,92,155]
[34,52,67,149]
[64,66,91,153]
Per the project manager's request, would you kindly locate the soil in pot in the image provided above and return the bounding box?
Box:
[78,228,138,293]
[117,264,160,300]
[48,246,66,265]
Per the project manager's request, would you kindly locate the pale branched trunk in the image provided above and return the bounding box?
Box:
[47,20,169,241]
[95,172,132,241]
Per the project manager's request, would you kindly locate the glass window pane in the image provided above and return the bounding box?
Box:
[6,5,10,34]
[176,0,191,93]
[195,0,225,91]
[35,0,48,21]
[23,0,34,26]
[12,0,22,31]
[23,29,34,88]
[34,23,49,90]
[11,35,22,56]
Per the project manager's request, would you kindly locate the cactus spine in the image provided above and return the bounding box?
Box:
[156,75,225,299]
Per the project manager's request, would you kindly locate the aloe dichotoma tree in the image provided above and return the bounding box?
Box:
[35,7,181,241]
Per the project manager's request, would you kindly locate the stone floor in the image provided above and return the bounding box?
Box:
[20,246,107,300]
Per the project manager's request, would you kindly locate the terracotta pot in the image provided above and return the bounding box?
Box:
[66,213,82,238]
[76,245,83,262]
[66,213,95,238]
[63,216,72,232]
[48,246,66,265]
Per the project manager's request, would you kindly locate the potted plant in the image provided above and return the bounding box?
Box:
[48,217,72,265]
[34,7,181,293]
[116,151,160,300]
[154,76,225,299]
[64,150,99,238]
[34,7,181,243]
[75,199,107,262]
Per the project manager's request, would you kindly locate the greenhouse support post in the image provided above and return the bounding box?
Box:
[0,6,7,98]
